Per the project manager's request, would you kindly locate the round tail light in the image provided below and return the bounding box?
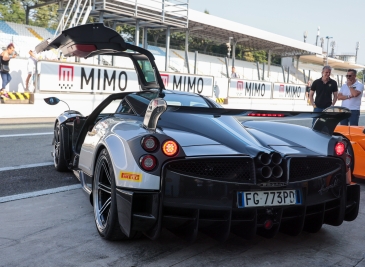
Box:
[141,136,159,152]
[335,142,345,156]
[140,155,157,171]
[162,140,178,157]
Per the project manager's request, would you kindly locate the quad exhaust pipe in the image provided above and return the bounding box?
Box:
[256,152,284,180]
[272,165,283,179]
[258,166,272,179]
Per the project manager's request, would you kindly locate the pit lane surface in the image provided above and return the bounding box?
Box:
[1,119,365,267]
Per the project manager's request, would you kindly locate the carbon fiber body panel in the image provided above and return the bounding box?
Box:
[116,156,360,241]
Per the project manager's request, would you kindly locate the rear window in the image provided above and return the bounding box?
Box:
[138,91,210,107]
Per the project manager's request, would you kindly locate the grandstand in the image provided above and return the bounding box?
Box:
[0,19,359,85]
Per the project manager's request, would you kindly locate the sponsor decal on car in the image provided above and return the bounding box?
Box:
[119,171,142,182]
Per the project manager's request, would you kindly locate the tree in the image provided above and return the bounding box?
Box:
[356,70,364,82]
[30,2,58,28]
[0,0,58,28]
[243,51,255,62]
[252,50,267,63]
[0,0,26,24]
[149,29,165,46]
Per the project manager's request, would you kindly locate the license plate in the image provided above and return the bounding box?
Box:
[237,189,302,208]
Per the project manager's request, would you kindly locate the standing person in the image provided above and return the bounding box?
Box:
[0,43,16,96]
[338,69,364,126]
[231,66,240,78]
[25,50,38,92]
[305,80,312,105]
[309,65,338,112]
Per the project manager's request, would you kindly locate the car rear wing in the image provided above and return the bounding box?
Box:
[165,105,351,135]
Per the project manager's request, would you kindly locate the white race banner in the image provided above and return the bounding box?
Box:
[228,79,272,99]
[38,61,140,93]
[159,72,214,97]
[38,62,214,97]
[272,83,305,100]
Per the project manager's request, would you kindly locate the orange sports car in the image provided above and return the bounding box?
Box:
[335,125,365,180]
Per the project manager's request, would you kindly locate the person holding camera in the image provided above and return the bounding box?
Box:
[0,43,16,97]
[338,69,364,126]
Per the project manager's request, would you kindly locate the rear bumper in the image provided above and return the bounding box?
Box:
[115,174,360,241]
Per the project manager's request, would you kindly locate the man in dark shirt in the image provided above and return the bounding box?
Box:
[309,65,338,112]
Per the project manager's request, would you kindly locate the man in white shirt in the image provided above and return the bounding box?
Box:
[338,69,364,125]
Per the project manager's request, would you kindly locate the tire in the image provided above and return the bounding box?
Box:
[346,139,355,177]
[53,122,69,172]
[92,149,129,241]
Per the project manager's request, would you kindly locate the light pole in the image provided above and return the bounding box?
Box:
[326,36,333,65]
[303,31,308,43]
[226,37,233,66]
[315,26,320,46]
[355,42,360,63]
[226,42,231,67]
[330,41,336,57]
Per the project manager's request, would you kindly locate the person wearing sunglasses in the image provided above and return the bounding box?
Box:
[309,65,338,115]
[338,69,364,125]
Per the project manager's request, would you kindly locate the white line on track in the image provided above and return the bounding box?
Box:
[0,132,53,138]
[0,162,54,172]
[0,184,82,203]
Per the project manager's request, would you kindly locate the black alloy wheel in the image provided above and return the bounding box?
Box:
[53,122,69,172]
[93,148,138,241]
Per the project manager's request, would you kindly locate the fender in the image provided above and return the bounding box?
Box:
[102,134,161,190]
[57,110,83,124]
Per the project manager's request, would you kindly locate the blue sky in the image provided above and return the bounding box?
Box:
[189,0,365,65]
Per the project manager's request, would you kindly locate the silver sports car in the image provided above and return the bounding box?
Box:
[40,23,359,242]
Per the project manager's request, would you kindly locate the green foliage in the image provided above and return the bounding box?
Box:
[243,52,255,62]
[30,2,58,28]
[252,50,267,63]
[357,70,364,81]
[0,0,26,24]
[0,0,58,28]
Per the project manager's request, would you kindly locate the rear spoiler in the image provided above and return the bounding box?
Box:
[165,106,351,135]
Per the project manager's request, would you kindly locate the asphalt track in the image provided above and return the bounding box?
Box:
[1,118,365,267]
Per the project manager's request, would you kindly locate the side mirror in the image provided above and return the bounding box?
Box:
[44,97,70,110]
[44,97,60,105]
